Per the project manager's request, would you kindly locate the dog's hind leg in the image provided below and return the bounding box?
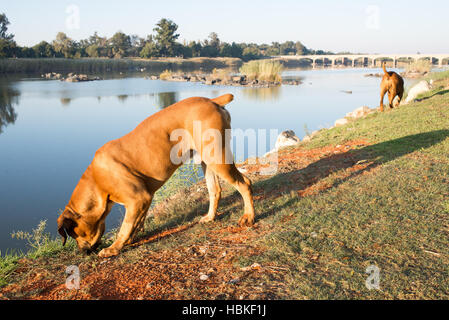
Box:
[208,163,255,227]
[199,162,222,223]
[388,89,396,109]
[380,88,387,112]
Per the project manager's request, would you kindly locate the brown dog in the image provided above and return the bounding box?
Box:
[379,62,404,112]
[57,94,255,258]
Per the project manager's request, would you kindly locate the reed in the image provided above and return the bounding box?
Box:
[0,57,242,74]
[239,59,283,82]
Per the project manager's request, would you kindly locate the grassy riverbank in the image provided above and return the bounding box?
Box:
[0,57,242,74]
[1,72,448,299]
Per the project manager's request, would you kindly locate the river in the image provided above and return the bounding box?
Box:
[0,67,413,253]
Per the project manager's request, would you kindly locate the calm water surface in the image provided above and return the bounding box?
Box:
[0,67,412,253]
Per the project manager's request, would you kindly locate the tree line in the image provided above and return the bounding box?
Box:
[0,14,333,60]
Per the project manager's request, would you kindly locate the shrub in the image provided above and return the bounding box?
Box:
[239,59,283,82]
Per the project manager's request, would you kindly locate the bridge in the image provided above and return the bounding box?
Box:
[273,54,449,68]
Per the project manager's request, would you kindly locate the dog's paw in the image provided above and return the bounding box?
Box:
[199,214,215,224]
[238,214,254,227]
[98,247,120,258]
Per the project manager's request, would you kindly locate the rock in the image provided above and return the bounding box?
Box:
[364,73,382,78]
[404,80,432,104]
[334,118,349,127]
[275,130,301,150]
[346,106,372,119]
[232,76,245,83]
[150,75,158,80]
[302,135,312,142]
[340,90,352,94]
[64,74,101,82]
[200,274,209,281]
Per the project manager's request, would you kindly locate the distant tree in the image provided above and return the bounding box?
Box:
[52,32,75,58]
[0,13,14,41]
[86,32,109,57]
[242,46,261,60]
[140,41,158,58]
[280,41,296,55]
[208,32,220,50]
[295,41,308,55]
[219,42,243,58]
[0,13,16,58]
[153,18,180,57]
[188,41,202,57]
[109,31,131,58]
[19,46,36,58]
[32,41,55,57]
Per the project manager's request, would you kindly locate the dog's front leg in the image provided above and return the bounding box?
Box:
[99,196,152,258]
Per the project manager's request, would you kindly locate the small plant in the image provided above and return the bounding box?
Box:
[11,220,74,258]
[159,69,173,80]
[239,60,283,83]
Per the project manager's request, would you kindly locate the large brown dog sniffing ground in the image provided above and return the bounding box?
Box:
[57,94,255,258]
[379,62,404,112]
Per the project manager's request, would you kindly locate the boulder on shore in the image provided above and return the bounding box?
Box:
[404,80,432,104]
[63,74,101,82]
[346,106,373,119]
[275,130,301,150]
[334,118,349,127]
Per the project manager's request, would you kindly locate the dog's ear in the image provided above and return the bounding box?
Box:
[57,209,78,246]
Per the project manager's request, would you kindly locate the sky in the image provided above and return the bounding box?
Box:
[3,0,449,54]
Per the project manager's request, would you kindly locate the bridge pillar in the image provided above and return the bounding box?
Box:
[439,58,443,68]
[352,58,355,67]
[372,58,376,68]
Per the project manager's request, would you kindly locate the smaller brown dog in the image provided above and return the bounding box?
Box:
[379,62,404,112]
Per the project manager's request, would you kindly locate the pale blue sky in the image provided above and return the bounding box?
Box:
[3,0,449,53]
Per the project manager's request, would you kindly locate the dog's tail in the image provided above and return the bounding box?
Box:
[382,62,388,74]
[212,94,234,107]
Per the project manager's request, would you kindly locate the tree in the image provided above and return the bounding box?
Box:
[188,41,202,57]
[0,13,14,41]
[86,32,109,57]
[295,41,308,55]
[0,13,16,58]
[53,32,75,58]
[109,31,131,58]
[32,41,55,57]
[153,18,180,57]
[242,46,261,60]
[208,32,220,50]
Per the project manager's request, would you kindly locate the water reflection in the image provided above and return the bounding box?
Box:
[117,94,129,103]
[153,91,178,109]
[60,97,72,106]
[241,86,282,101]
[0,83,20,134]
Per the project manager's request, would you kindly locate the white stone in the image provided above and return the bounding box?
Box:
[274,130,301,150]
[404,80,432,104]
[346,106,372,119]
[334,118,349,127]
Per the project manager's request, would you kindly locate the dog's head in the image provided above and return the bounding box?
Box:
[57,208,105,253]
